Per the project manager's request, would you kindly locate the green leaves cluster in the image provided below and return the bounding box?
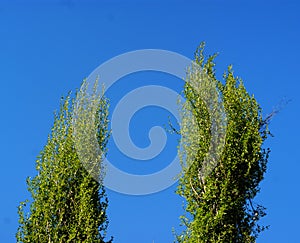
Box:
[177,44,270,243]
[16,81,112,243]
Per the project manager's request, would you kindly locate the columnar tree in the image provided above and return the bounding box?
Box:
[16,81,112,243]
[177,44,270,242]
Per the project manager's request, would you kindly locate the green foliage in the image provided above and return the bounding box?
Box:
[176,44,270,243]
[16,81,112,243]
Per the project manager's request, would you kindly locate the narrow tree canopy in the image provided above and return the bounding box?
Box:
[17,81,112,243]
[177,44,270,243]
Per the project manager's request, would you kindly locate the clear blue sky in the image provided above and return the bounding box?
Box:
[1,1,299,242]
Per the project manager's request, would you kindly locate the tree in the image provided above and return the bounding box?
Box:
[16,81,112,243]
[176,44,270,242]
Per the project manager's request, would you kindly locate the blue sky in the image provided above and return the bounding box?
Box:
[1,1,300,242]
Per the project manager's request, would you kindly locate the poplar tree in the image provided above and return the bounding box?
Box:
[177,44,270,242]
[16,81,112,243]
